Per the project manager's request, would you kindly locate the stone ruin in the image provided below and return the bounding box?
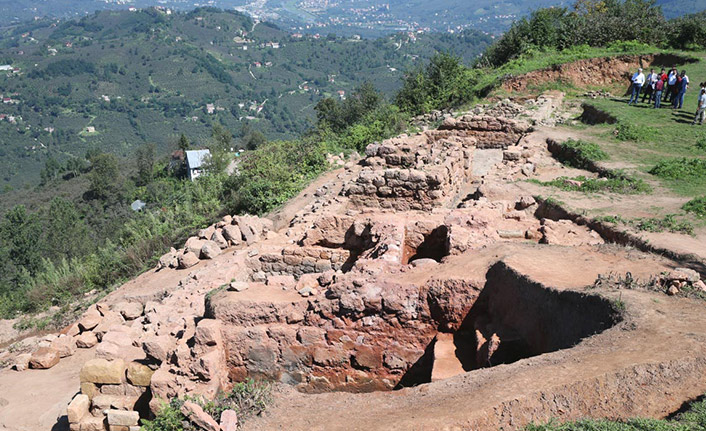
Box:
[344,115,529,212]
[5,99,705,431]
[59,108,620,429]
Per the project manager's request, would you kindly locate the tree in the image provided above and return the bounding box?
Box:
[1,205,44,277]
[64,157,88,178]
[177,133,190,152]
[88,153,120,199]
[243,130,267,151]
[315,82,385,132]
[40,157,62,184]
[396,53,476,115]
[45,197,91,260]
[136,143,156,185]
[205,124,232,174]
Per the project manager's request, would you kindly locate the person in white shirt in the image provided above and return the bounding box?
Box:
[666,68,678,102]
[628,68,645,105]
[692,88,706,125]
[641,69,658,103]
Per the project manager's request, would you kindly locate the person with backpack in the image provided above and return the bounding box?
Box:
[628,67,645,106]
[673,70,689,110]
[653,75,664,108]
[692,88,706,125]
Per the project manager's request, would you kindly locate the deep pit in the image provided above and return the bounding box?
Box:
[207,259,622,393]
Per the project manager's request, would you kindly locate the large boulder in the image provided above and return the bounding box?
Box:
[185,237,206,255]
[29,347,60,369]
[12,353,32,371]
[76,331,99,349]
[179,252,200,269]
[194,319,222,347]
[127,361,155,387]
[80,359,126,384]
[78,309,102,332]
[143,335,175,363]
[220,410,238,431]
[157,248,179,270]
[106,410,139,427]
[211,230,228,249]
[222,225,242,245]
[200,241,222,259]
[97,330,143,361]
[198,225,216,240]
[51,335,76,358]
[114,302,144,321]
[92,310,125,340]
[67,394,90,423]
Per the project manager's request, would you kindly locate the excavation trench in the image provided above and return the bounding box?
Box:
[398,262,622,388]
[213,260,623,393]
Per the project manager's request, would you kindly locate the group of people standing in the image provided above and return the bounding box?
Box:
[628,67,706,125]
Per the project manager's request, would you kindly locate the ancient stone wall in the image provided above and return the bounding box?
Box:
[206,271,486,392]
[431,114,529,149]
[344,135,473,211]
[68,358,152,431]
[250,247,351,279]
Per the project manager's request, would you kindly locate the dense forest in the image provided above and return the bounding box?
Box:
[1,0,706,326]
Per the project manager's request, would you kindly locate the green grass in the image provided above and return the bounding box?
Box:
[595,213,695,235]
[683,196,706,217]
[632,214,694,235]
[571,51,706,196]
[552,139,609,169]
[529,175,651,195]
[527,392,706,430]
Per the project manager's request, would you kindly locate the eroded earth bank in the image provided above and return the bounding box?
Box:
[2,94,706,431]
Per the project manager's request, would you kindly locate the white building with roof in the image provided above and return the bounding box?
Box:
[185,149,211,181]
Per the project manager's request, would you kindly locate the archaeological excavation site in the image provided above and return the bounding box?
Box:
[2,93,706,431]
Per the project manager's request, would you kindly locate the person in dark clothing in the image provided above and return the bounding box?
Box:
[653,76,664,108]
[673,70,689,109]
[642,69,658,103]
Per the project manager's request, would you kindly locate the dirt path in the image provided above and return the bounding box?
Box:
[0,348,94,431]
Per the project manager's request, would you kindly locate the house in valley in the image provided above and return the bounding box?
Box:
[185,149,211,181]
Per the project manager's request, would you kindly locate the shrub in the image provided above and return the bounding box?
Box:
[696,136,706,151]
[204,379,272,423]
[143,379,271,430]
[605,39,652,53]
[482,0,667,67]
[649,158,706,180]
[683,196,706,217]
[615,122,656,142]
[141,399,186,431]
[226,139,328,216]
